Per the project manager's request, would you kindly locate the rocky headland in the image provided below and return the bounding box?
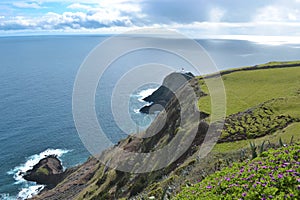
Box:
[140,72,196,114]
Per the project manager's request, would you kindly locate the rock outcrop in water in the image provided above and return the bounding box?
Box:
[23,155,72,188]
[140,72,195,114]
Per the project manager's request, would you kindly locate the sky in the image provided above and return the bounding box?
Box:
[1,0,300,41]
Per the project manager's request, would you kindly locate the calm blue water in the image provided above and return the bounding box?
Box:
[0,35,300,199]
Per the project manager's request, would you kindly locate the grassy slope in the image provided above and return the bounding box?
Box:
[199,66,300,116]
[207,64,300,152]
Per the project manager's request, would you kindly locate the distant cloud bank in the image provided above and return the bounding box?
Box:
[0,0,300,41]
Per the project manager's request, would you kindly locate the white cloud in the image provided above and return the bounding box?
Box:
[0,9,134,31]
[13,2,42,9]
[253,1,300,22]
[254,6,291,22]
[209,7,226,22]
[0,0,143,31]
[1,0,300,40]
[67,3,93,10]
[66,1,143,23]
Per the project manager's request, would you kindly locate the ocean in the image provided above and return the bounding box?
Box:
[0,35,300,199]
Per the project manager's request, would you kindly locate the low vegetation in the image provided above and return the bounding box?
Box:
[175,143,300,200]
[219,97,300,142]
[36,167,49,176]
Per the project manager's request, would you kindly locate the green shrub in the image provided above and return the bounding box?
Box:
[249,142,257,159]
[36,167,49,175]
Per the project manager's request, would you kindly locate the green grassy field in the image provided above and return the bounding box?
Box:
[199,66,300,116]
[198,63,300,152]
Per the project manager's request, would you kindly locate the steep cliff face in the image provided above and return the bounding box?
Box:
[31,73,209,200]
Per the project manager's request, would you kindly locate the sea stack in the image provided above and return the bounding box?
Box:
[23,155,66,188]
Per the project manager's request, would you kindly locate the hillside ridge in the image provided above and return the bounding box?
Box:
[204,61,300,79]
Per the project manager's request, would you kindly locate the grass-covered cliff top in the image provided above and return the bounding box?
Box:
[199,61,300,116]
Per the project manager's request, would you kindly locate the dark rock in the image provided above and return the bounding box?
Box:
[23,155,68,188]
[140,72,195,114]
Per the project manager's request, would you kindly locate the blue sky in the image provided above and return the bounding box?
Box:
[1,0,300,42]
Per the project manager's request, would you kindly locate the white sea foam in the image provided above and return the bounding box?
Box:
[136,88,158,102]
[7,149,70,200]
[133,109,140,114]
[17,185,45,200]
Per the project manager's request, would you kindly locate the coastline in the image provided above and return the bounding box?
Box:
[27,61,300,199]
